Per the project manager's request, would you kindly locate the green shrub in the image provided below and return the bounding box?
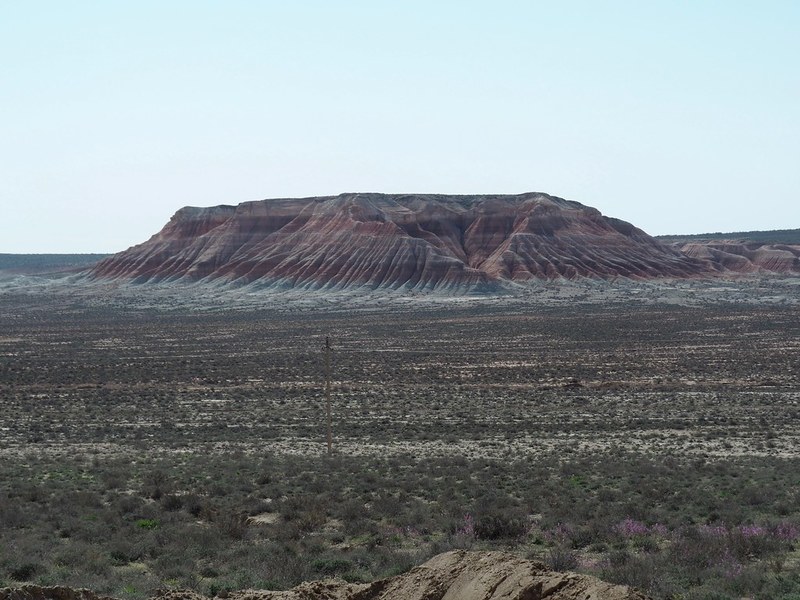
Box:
[474,514,526,540]
[135,519,159,530]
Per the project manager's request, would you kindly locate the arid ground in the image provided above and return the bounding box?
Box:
[1,279,799,599]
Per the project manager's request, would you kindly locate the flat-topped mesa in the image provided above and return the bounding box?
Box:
[88,192,714,291]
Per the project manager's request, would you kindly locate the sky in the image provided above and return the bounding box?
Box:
[1,1,798,253]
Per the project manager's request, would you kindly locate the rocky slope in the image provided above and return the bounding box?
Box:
[677,240,800,274]
[0,550,650,600]
[88,193,711,291]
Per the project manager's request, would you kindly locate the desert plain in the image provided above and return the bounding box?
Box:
[1,275,799,599]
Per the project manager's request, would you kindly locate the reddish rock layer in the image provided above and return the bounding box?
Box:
[679,241,800,274]
[89,193,712,291]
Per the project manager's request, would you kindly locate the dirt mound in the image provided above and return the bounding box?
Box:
[0,586,115,600]
[160,551,650,599]
[2,551,650,600]
[370,550,649,600]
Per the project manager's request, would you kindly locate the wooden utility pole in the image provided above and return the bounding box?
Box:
[325,336,332,453]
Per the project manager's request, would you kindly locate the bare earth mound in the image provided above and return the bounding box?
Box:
[88,192,711,291]
[1,551,650,600]
[0,588,115,600]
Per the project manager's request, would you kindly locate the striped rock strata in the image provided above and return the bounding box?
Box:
[89,193,711,291]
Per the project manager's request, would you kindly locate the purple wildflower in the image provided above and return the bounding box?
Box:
[456,513,475,537]
[738,524,766,538]
[613,518,650,538]
[650,523,669,537]
[774,522,800,541]
[715,551,743,579]
[699,523,728,537]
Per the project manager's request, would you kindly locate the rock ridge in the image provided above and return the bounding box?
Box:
[678,240,800,274]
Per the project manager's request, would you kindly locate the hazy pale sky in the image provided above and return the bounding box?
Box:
[2,1,798,253]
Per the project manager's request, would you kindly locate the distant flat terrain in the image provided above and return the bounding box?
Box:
[0,253,110,275]
[657,228,800,245]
